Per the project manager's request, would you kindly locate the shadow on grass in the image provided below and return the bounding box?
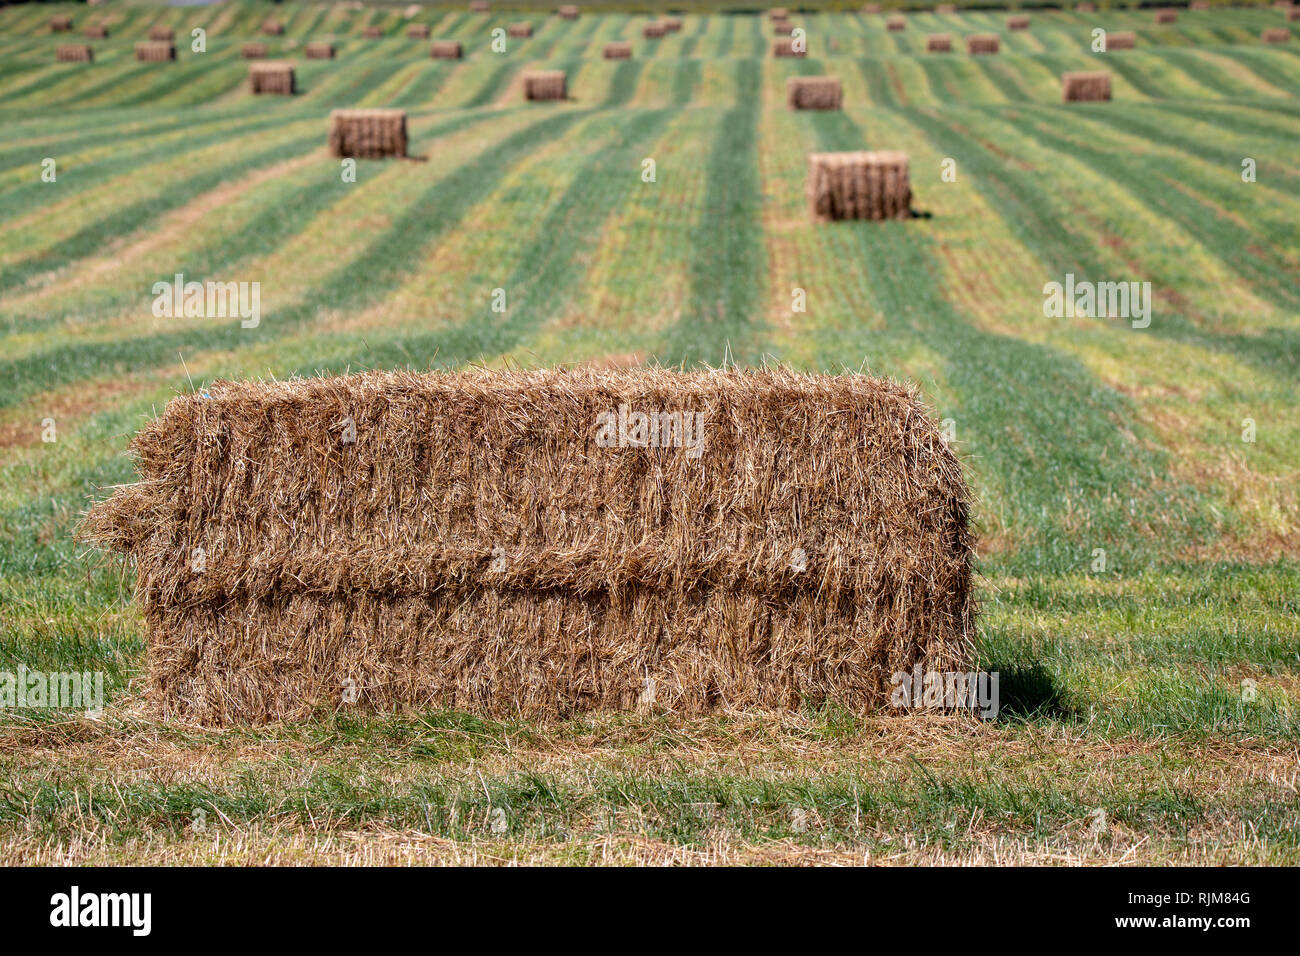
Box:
[986,659,1075,721]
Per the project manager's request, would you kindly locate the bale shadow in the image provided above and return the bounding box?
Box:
[985,659,1074,721]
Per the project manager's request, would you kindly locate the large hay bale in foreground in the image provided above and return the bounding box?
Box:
[305,42,335,59]
[508,22,534,38]
[431,40,463,58]
[147,26,175,42]
[927,33,952,52]
[407,23,430,39]
[1062,70,1111,102]
[523,69,566,100]
[135,42,175,62]
[644,22,667,39]
[604,41,633,59]
[1007,15,1030,30]
[328,109,408,159]
[84,25,109,39]
[81,368,974,725]
[886,15,906,31]
[558,4,580,19]
[808,150,912,222]
[250,61,295,95]
[773,36,805,56]
[50,15,73,32]
[242,43,269,59]
[1262,27,1292,42]
[1107,31,1136,49]
[786,76,842,110]
[967,34,1000,54]
[261,19,283,36]
[1154,7,1177,23]
[56,44,94,63]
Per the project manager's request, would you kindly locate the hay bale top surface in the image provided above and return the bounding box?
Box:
[809,149,908,168]
[331,108,406,120]
[250,60,294,72]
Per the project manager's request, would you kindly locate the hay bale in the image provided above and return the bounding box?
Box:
[523,69,566,100]
[407,23,430,39]
[1062,70,1110,102]
[431,40,463,58]
[808,150,912,222]
[56,44,93,63]
[1290,7,1300,20]
[786,75,842,110]
[508,22,534,38]
[305,42,335,59]
[261,19,284,35]
[135,42,175,62]
[936,3,956,12]
[328,109,408,159]
[470,0,490,11]
[927,33,952,52]
[644,22,667,38]
[1107,31,1136,49]
[363,26,384,38]
[1154,8,1177,23]
[1262,26,1292,42]
[773,19,794,35]
[862,2,882,11]
[558,4,580,19]
[967,34,1000,54]
[1189,1,1209,8]
[773,36,805,56]
[663,17,683,32]
[886,15,906,31]
[50,15,73,32]
[242,43,268,59]
[84,25,109,39]
[250,61,295,95]
[604,41,633,59]
[147,26,175,42]
[1007,15,1030,30]
[1076,1,1097,10]
[770,7,790,19]
[80,367,974,725]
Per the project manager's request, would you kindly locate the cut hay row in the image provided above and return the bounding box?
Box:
[55,44,93,63]
[249,61,295,95]
[81,368,973,724]
[523,69,566,100]
[431,41,463,59]
[135,42,175,62]
[328,108,408,159]
[807,150,912,222]
[1062,70,1111,102]
[787,75,842,110]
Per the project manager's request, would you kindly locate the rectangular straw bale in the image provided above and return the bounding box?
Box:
[1106,31,1136,49]
[242,43,268,58]
[927,33,952,52]
[1062,70,1110,102]
[80,367,974,725]
[56,44,94,63]
[363,26,383,38]
[1154,8,1177,22]
[1262,27,1291,41]
[967,33,999,54]
[135,42,175,62]
[773,19,794,35]
[148,26,175,42]
[1189,1,1209,8]
[305,42,335,59]
[50,15,73,32]
[328,108,408,158]
[1007,15,1030,30]
[558,5,580,19]
[663,17,683,32]
[261,19,284,35]
[644,22,667,38]
[84,25,109,39]
[1076,1,1097,10]
[431,41,463,58]
[786,75,842,110]
[604,41,633,59]
[250,61,295,95]
[471,0,490,11]
[886,15,906,30]
[808,150,912,222]
[407,23,430,38]
[523,69,566,100]
[773,36,805,56]
[863,2,882,11]
[508,22,534,37]
[936,3,956,12]
[770,7,790,18]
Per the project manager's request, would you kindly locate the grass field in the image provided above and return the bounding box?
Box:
[1,0,1298,865]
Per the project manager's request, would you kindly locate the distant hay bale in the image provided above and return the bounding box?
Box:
[305,42,335,59]
[644,22,667,38]
[407,23,430,39]
[147,26,175,42]
[1154,8,1177,23]
[1007,15,1030,30]
[1290,8,1300,21]
[786,76,842,110]
[363,26,383,38]
[84,25,109,39]
[862,2,883,11]
[558,4,580,19]
[431,40,463,58]
[50,15,73,32]
[927,33,952,52]
[936,3,956,12]
[967,34,1000,54]
[328,109,408,159]
[261,19,283,35]
[1189,1,1209,8]
[1107,31,1136,49]
[808,150,912,222]
[1262,26,1291,41]
[80,367,974,725]
[604,41,633,59]
[663,17,683,32]
[250,61,295,95]
[770,7,789,19]
[508,22,534,38]
[242,43,268,59]
[773,19,794,35]
[886,15,906,31]
[56,44,93,63]
[470,0,490,11]
[135,42,175,62]
[1062,70,1111,102]
[1076,1,1097,10]
[523,69,566,100]
[773,36,805,56]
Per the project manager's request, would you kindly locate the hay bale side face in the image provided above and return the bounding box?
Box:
[1107,31,1136,50]
[50,15,73,32]
[1007,15,1030,30]
[644,22,667,38]
[241,43,268,59]
[250,62,296,95]
[305,42,336,59]
[1155,8,1178,23]
[772,37,805,56]
[508,22,534,38]
[84,25,109,39]
[926,33,952,52]
[56,44,94,63]
[523,69,566,101]
[328,109,408,159]
[1262,27,1292,42]
[1062,70,1111,102]
[407,23,430,38]
[135,42,176,62]
[808,151,912,222]
[81,368,974,724]
[431,41,463,59]
[786,76,843,111]
[147,26,175,42]
[886,15,907,31]
[967,34,1000,54]
[603,41,633,59]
